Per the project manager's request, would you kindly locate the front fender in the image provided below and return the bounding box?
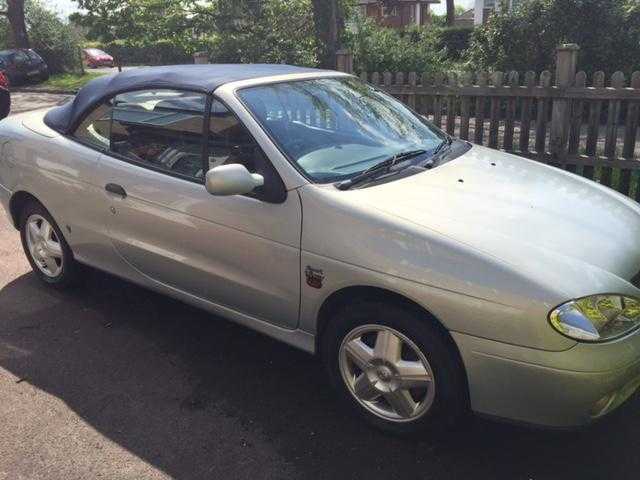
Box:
[298,184,577,351]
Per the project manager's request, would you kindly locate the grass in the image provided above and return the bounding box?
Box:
[39,72,106,92]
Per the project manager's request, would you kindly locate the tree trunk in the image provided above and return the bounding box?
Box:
[446,0,455,26]
[311,0,342,69]
[5,0,30,49]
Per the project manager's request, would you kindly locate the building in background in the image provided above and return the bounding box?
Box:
[356,0,442,28]
[454,8,475,27]
[473,0,524,25]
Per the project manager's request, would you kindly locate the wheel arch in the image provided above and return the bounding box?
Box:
[8,190,41,229]
[315,286,464,367]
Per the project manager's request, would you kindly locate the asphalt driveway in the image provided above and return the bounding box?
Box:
[9,91,72,114]
[2,93,640,480]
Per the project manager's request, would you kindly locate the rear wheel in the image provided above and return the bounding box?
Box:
[322,300,468,436]
[19,200,79,288]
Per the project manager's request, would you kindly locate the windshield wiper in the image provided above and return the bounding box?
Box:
[417,136,454,170]
[431,136,453,157]
[336,149,427,190]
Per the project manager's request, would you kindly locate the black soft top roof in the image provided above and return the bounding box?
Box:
[44,63,328,134]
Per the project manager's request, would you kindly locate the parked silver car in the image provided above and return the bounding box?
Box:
[1,65,640,435]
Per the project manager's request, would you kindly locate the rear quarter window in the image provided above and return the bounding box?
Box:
[73,102,113,150]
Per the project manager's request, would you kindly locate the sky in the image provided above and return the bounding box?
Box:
[47,0,476,20]
[46,0,79,19]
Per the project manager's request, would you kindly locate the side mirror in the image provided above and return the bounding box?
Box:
[205,163,264,196]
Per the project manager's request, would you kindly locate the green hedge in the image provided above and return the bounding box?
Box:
[466,0,640,75]
[84,40,194,66]
[347,20,451,74]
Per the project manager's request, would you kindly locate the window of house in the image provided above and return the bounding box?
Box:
[405,4,416,23]
[381,5,398,17]
[109,89,207,180]
[482,8,494,23]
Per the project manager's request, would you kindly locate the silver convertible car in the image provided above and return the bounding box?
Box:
[1,65,640,435]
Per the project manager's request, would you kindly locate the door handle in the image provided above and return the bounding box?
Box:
[105,183,127,198]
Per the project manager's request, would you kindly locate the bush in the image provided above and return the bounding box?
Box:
[466,0,640,76]
[436,27,473,60]
[102,40,194,66]
[347,18,450,74]
[206,0,318,66]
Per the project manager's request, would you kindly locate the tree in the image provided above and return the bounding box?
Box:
[446,0,455,26]
[311,0,343,68]
[347,15,450,73]
[1,0,30,48]
[204,0,318,65]
[74,0,195,43]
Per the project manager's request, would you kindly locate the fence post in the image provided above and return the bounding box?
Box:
[335,49,353,74]
[193,51,209,64]
[550,43,579,159]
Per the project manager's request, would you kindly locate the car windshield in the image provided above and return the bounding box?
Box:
[238,77,445,183]
[87,49,107,56]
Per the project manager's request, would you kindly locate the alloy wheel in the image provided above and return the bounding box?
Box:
[338,324,436,422]
[25,214,63,278]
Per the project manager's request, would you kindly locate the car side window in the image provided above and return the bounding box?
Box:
[207,99,286,202]
[110,89,206,180]
[73,101,113,149]
[13,51,28,66]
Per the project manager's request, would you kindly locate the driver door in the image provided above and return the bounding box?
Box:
[98,89,301,328]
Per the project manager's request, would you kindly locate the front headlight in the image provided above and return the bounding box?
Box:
[549,295,640,342]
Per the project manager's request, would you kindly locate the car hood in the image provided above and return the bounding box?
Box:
[349,145,640,285]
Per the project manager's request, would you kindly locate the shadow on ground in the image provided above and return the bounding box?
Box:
[1,270,639,480]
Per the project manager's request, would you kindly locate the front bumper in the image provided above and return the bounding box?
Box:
[453,329,640,427]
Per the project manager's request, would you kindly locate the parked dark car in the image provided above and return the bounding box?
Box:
[0,49,49,85]
[82,48,114,68]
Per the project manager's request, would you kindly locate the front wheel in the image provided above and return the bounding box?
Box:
[322,301,469,436]
[19,200,79,288]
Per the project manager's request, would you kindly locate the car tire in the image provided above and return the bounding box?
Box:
[321,300,469,436]
[19,200,79,288]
